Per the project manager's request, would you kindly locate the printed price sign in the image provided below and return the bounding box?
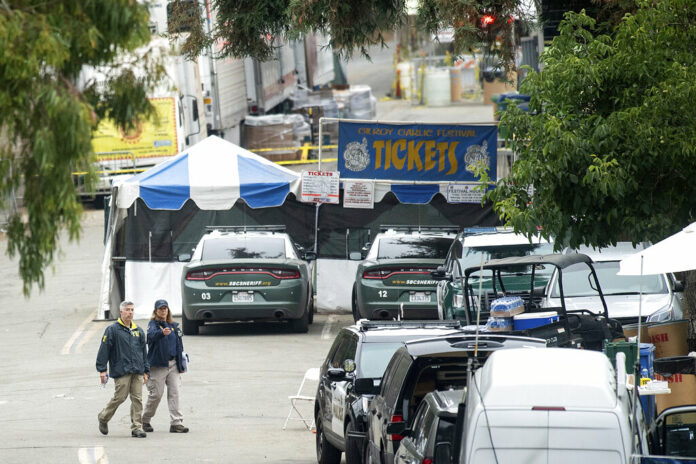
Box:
[343,181,374,209]
[301,171,340,204]
[446,183,485,204]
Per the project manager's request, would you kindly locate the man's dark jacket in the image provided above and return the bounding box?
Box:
[96,319,149,378]
[146,320,186,373]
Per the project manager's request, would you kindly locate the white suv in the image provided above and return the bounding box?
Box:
[542,242,684,324]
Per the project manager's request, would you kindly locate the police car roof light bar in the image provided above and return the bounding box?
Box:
[358,320,461,332]
[378,224,460,234]
[205,225,287,234]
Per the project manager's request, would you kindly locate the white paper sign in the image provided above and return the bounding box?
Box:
[446,183,485,204]
[301,171,340,204]
[343,181,375,209]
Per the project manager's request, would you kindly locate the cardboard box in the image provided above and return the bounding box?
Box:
[648,320,689,359]
[655,373,696,414]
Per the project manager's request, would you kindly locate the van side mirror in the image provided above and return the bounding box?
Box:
[327,367,347,380]
[178,253,191,262]
[303,251,317,262]
[386,421,406,436]
[353,377,375,395]
[674,280,685,292]
[434,442,452,463]
[431,266,451,281]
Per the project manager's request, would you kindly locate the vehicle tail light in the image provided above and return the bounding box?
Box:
[453,293,464,308]
[186,267,299,280]
[363,268,390,279]
[389,414,404,441]
[532,406,566,411]
[186,269,219,280]
[422,459,433,464]
[268,268,300,279]
[363,267,437,280]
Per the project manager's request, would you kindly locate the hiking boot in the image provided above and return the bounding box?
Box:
[170,424,189,433]
[131,429,147,438]
[142,423,154,432]
[98,419,108,436]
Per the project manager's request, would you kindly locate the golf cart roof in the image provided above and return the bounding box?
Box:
[464,253,593,277]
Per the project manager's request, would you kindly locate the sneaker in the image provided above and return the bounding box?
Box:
[131,429,147,438]
[98,419,108,436]
[169,424,189,433]
[142,423,154,432]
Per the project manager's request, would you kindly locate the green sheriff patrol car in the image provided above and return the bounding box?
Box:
[350,226,458,321]
[433,228,554,322]
[179,226,315,335]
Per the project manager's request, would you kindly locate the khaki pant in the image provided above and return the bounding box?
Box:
[98,373,144,431]
[142,359,183,426]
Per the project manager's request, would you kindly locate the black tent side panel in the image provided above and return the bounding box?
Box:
[119,193,500,261]
[317,192,501,258]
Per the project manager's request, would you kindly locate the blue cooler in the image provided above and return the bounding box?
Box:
[640,343,656,424]
[513,311,559,330]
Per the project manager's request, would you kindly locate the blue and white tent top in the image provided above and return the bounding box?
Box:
[116,136,302,210]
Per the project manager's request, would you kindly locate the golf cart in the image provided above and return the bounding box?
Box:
[445,253,624,350]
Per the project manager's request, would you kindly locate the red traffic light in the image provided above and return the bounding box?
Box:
[481,15,495,26]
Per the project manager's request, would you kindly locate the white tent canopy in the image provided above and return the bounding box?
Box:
[618,222,696,276]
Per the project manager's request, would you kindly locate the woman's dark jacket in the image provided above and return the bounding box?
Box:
[146,320,185,373]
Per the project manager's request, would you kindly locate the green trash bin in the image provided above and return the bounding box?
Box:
[604,341,639,373]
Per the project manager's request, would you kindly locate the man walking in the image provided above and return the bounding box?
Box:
[96,301,150,438]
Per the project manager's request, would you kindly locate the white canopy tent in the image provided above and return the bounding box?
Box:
[618,222,696,276]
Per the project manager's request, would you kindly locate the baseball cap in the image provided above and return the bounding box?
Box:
[154,299,169,309]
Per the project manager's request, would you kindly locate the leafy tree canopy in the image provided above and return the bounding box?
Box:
[174,0,532,70]
[0,1,162,294]
[488,0,696,249]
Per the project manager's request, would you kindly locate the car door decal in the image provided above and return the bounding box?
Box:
[331,381,348,438]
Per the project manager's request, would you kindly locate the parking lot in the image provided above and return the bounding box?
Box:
[0,206,359,463]
[0,84,494,463]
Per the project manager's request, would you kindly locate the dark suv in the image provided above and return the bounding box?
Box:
[314,320,463,464]
[362,334,547,464]
[394,389,462,464]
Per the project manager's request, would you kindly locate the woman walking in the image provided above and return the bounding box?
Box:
[142,299,189,433]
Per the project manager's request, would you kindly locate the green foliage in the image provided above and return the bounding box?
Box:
[488,0,696,249]
[0,0,156,294]
[176,0,531,67]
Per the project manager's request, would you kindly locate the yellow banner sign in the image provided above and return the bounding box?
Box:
[92,97,179,158]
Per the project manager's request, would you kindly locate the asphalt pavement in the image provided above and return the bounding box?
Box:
[0,80,495,463]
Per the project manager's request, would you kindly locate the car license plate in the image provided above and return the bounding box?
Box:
[409,292,430,303]
[233,292,253,303]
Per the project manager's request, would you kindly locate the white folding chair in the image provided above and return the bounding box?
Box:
[282,367,320,431]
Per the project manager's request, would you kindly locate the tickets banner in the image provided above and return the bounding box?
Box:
[338,121,497,182]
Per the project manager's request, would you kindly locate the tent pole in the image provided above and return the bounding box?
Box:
[318,117,324,171]
[314,203,320,254]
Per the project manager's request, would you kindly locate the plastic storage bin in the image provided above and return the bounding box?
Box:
[513,311,558,330]
[604,341,656,423]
